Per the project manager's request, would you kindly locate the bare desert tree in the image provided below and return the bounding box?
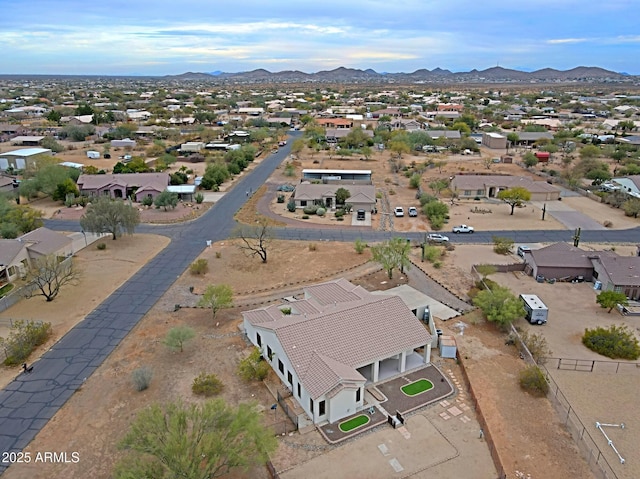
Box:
[25,255,79,302]
[233,219,271,263]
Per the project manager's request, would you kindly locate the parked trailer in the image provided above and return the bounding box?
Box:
[519,294,548,325]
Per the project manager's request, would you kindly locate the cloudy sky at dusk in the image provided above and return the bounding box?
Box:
[1,0,637,75]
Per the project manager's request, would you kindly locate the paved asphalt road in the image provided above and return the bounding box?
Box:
[2,132,640,471]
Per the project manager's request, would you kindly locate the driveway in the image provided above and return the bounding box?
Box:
[530,200,606,230]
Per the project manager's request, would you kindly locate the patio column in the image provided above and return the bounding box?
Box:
[400,351,407,373]
[372,361,379,383]
[423,344,431,364]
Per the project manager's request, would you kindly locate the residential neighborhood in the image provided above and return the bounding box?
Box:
[1,72,640,479]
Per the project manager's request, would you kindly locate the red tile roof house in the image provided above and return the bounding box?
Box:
[242,278,432,425]
[77,173,169,202]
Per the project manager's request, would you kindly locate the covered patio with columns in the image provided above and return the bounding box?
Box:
[357,343,431,384]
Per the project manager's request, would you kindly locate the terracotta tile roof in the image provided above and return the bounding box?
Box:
[0,239,25,265]
[593,255,640,286]
[528,242,596,268]
[244,279,431,399]
[20,227,72,256]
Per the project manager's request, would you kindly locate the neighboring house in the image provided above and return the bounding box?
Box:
[451,174,560,201]
[316,118,353,129]
[302,169,372,183]
[425,130,461,140]
[324,128,373,144]
[513,131,554,145]
[292,183,376,211]
[77,172,169,202]
[242,278,432,425]
[390,119,422,131]
[265,117,292,127]
[616,135,640,147]
[0,227,73,284]
[0,148,52,171]
[10,136,45,146]
[110,138,136,148]
[482,132,507,149]
[180,141,205,153]
[524,242,640,299]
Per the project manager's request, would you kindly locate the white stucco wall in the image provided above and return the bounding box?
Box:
[328,387,361,424]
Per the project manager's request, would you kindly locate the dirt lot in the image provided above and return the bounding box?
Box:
[0,234,169,390]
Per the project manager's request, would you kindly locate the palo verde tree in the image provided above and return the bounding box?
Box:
[25,255,79,302]
[233,218,271,263]
[473,285,525,330]
[163,326,196,353]
[497,187,532,215]
[154,190,179,211]
[114,399,277,479]
[371,237,412,279]
[197,284,234,320]
[80,197,140,240]
[596,290,628,313]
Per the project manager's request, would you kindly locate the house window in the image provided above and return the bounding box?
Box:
[309,398,314,413]
[256,333,262,347]
[464,190,472,196]
[300,200,307,207]
[356,388,361,402]
[476,189,484,196]
[267,346,273,360]
[8,266,16,276]
[297,382,301,398]
[287,371,293,385]
[278,359,284,374]
[319,400,326,416]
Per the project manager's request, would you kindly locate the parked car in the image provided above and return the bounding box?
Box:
[394,207,404,217]
[103,153,111,159]
[408,207,418,217]
[517,245,531,258]
[452,224,474,234]
[427,233,449,243]
[278,140,287,146]
[356,209,366,221]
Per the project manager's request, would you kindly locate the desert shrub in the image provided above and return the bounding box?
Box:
[335,209,345,218]
[354,239,366,254]
[131,367,153,391]
[238,347,270,381]
[582,325,640,360]
[287,200,296,212]
[518,330,552,365]
[409,173,422,189]
[316,207,326,216]
[433,261,442,269]
[492,236,514,255]
[388,189,396,195]
[192,372,224,397]
[277,194,285,203]
[336,217,344,221]
[603,220,613,228]
[195,192,204,204]
[302,205,318,215]
[215,251,222,259]
[142,196,153,207]
[190,258,208,275]
[280,307,292,315]
[308,243,317,251]
[519,365,549,396]
[0,320,53,366]
[424,245,441,263]
[429,215,444,230]
[96,242,107,250]
[302,215,309,219]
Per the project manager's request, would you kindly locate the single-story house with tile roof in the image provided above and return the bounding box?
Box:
[293,183,376,211]
[451,174,560,201]
[523,242,600,280]
[523,242,640,298]
[513,131,555,145]
[242,278,432,425]
[324,128,374,144]
[77,172,169,202]
[425,130,461,140]
[0,227,73,284]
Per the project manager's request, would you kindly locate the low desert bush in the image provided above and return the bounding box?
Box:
[131,367,153,391]
[96,242,107,250]
[354,239,366,254]
[0,320,53,366]
[316,207,326,216]
[582,325,640,360]
[192,372,224,397]
[238,347,270,381]
[190,258,208,275]
[519,365,549,396]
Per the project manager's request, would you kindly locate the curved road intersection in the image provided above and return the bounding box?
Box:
[1,138,639,471]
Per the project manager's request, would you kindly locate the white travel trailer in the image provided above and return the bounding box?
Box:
[519,294,548,325]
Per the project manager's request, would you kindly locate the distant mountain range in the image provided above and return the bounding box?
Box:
[165,66,634,83]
